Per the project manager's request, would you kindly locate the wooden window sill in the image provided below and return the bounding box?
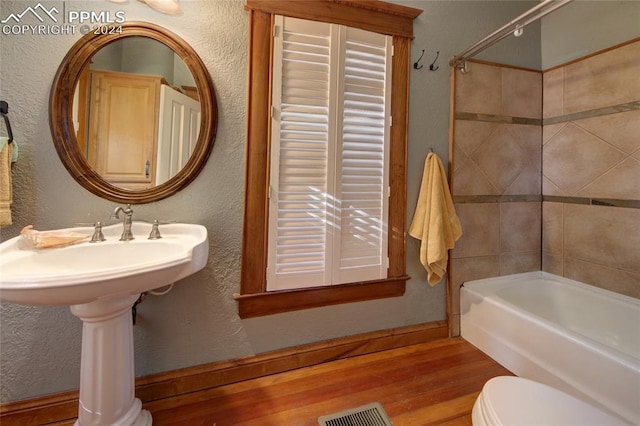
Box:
[234,276,409,318]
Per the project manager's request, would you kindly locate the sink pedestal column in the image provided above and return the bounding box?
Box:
[70,294,152,426]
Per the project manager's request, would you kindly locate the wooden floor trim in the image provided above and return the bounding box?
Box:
[0,321,447,425]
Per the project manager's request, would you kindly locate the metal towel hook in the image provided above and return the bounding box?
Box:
[429,51,440,71]
[413,49,425,70]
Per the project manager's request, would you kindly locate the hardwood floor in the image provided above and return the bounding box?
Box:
[147,338,512,425]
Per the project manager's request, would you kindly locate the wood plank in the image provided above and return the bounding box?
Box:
[391,393,479,424]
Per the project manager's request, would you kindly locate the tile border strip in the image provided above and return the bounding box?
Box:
[543,101,640,126]
[453,195,640,209]
[455,112,541,126]
[456,100,640,128]
[453,195,541,204]
[543,195,640,209]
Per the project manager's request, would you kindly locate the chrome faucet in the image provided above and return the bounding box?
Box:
[110,204,135,241]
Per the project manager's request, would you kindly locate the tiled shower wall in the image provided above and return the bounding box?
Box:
[542,40,640,298]
[450,40,640,335]
[449,62,542,335]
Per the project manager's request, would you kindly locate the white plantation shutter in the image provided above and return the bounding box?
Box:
[268,16,391,291]
[268,16,335,290]
[334,26,391,284]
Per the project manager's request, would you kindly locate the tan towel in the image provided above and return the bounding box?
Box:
[409,152,462,286]
[0,137,13,227]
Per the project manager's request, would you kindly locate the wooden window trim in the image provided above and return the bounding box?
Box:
[244,0,421,39]
[239,1,422,319]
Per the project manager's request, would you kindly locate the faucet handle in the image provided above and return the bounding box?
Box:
[147,220,175,240]
[148,220,162,240]
[76,222,106,242]
[90,222,107,243]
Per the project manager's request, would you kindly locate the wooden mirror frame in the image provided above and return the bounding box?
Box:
[49,22,217,204]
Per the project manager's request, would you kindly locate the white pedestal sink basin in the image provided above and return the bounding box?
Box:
[0,221,208,425]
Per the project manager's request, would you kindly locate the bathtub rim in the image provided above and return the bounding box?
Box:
[462,271,640,307]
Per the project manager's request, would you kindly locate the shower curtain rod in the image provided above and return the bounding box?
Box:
[450,0,574,72]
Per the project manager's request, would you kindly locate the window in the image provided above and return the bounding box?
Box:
[268,16,392,291]
[238,0,422,318]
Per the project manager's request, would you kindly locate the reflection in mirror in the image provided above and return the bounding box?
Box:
[73,37,201,190]
[50,22,217,204]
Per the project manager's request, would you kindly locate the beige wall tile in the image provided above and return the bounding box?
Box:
[451,203,500,258]
[453,142,468,174]
[452,129,500,195]
[455,63,502,115]
[542,202,563,254]
[543,123,626,195]
[452,153,498,195]
[501,68,542,119]
[500,202,541,253]
[543,123,566,145]
[565,258,640,299]
[471,124,531,194]
[577,157,640,200]
[515,124,542,170]
[505,124,541,195]
[454,120,499,156]
[543,67,563,118]
[504,164,541,195]
[564,41,640,114]
[575,109,640,155]
[542,252,563,276]
[542,176,566,196]
[455,123,540,196]
[500,252,541,275]
[565,204,640,274]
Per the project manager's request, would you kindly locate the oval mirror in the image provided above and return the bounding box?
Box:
[50,22,217,203]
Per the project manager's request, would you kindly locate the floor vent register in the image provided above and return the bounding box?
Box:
[318,402,392,426]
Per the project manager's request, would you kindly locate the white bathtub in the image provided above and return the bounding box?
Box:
[460,271,640,425]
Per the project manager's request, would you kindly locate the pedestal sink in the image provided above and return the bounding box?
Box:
[0,221,208,425]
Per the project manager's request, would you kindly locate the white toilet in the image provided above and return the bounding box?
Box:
[472,376,628,425]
